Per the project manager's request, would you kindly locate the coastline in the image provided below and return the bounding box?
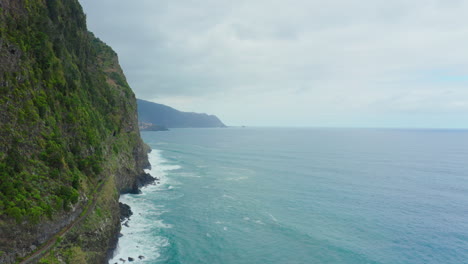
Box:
[109,148,178,263]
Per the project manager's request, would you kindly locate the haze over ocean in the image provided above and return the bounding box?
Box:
[110,128,468,264]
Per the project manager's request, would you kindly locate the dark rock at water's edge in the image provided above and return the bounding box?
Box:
[119,203,133,221]
[137,99,226,128]
[137,172,156,187]
[126,172,156,194]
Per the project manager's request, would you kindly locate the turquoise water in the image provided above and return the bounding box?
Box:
[110,128,468,264]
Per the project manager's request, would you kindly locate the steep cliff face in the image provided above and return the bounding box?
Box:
[0,0,149,263]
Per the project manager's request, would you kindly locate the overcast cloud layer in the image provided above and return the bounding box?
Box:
[80,0,468,127]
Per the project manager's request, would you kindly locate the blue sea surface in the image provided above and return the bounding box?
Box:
[109,128,468,264]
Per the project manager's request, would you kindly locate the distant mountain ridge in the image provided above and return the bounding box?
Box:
[137,99,226,128]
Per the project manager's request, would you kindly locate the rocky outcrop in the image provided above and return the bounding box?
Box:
[119,203,133,222]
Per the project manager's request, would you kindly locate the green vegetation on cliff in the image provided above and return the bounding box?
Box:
[0,0,148,262]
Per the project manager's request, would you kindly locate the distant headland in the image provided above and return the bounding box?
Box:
[137,99,226,128]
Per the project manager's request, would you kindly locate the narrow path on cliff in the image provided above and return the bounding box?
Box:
[18,179,107,264]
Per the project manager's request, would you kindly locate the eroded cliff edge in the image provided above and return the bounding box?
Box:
[0,0,150,263]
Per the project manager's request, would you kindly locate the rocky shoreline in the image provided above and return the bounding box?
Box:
[107,145,155,263]
[106,148,159,263]
[110,180,158,263]
[130,172,156,194]
[107,180,155,263]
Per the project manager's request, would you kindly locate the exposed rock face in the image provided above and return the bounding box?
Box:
[0,203,86,263]
[119,202,133,222]
[0,0,149,263]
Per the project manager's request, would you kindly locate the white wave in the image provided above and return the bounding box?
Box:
[226,176,249,181]
[144,149,181,180]
[152,219,173,229]
[267,213,278,222]
[176,172,201,178]
[109,214,170,263]
[222,194,235,200]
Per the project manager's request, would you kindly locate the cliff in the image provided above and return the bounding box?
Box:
[137,99,226,128]
[0,0,149,263]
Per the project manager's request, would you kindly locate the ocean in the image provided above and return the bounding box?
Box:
[109,128,468,264]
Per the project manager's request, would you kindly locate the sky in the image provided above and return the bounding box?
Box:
[79,0,468,128]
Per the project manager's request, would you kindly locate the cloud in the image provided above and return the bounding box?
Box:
[80,0,468,127]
